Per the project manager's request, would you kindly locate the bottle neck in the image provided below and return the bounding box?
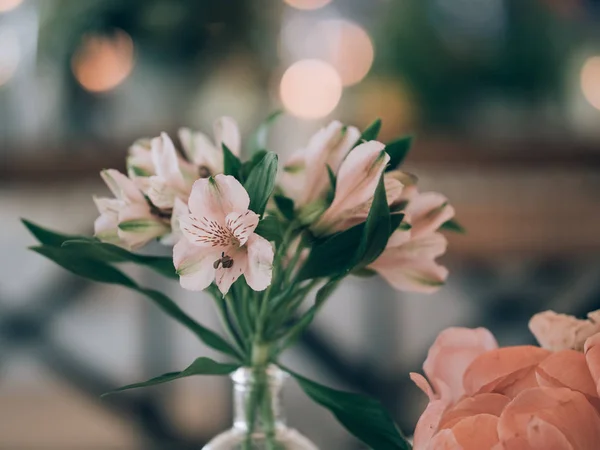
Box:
[231,365,287,432]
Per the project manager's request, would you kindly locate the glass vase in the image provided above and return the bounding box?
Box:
[203,365,318,450]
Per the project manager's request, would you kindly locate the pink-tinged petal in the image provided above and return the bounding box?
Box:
[117,203,169,249]
[173,238,218,291]
[280,149,307,203]
[425,429,462,450]
[386,170,419,206]
[423,327,498,403]
[396,232,448,260]
[439,393,511,430]
[215,245,247,295]
[213,116,241,156]
[584,332,600,398]
[386,228,412,248]
[312,141,388,235]
[225,211,259,246]
[525,417,574,450]
[151,133,183,182]
[408,192,455,238]
[529,310,600,352]
[179,214,235,249]
[497,387,600,450]
[411,372,436,401]
[463,346,550,397]
[536,350,598,401]
[414,397,451,450]
[188,175,250,222]
[100,169,145,204]
[298,121,360,206]
[146,175,178,209]
[447,414,500,450]
[244,234,274,292]
[370,250,449,293]
[495,366,541,399]
[127,138,154,177]
[178,127,222,174]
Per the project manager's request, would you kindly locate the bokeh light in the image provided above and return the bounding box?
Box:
[314,19,374,86]
[71,30,135,93]
[280,59,342,119]
[0,29,21,86]
[283,0,332,10]
[0,0,22,13]
[581,56,600,111]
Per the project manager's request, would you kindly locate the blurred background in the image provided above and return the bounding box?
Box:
[2,0,600,448]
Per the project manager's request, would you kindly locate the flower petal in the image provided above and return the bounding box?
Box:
[414,397,452,450]
[188,175,250,222]
[213,116,241,155]
[244,234,274,292]
[423,327,498,403]
[100,169,145,204]
[411,372,436,401]
[535,349,598,400]
[463,346,550,397]
[369,244,449,294]
[178,127,222,174]
[425,429,462,450]
[160,197,190,245]
[179,214,234,249]
[529,310,600,352]
[408,192,455,238]
[584,332,600,397]
[439,393,511,430]
[497,387,600,450]
[215,245,247,295]
[312,141,388,235]
[151,133,183,182]
[146,175,178,209]
[448,414,500,450]
[173,238,218,291]
[225,211,259,246]
[298,121,360,206]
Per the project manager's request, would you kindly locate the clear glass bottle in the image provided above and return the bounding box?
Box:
[203,365,318,450]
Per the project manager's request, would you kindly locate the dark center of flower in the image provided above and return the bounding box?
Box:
[198,166,211,178]
[213,252,234,270]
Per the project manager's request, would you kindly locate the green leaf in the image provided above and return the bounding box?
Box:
[22,219,92,247]
[254,215,284,245]
[287,370,412,450]
[354,171,391,267]
[30,246,137,287]
[103,357,240,396]
[244,152,278,217]
[62,240,177,279]
[440,219,466,234]
[252,110,283,153]
[325,165,337,204]
[241,150,268,181]
[222,143,242,180]
[385,136,413,171]
[358,118,382,145]
[273,195,295,222]
[30,245,241,360]
[118,219,164,232]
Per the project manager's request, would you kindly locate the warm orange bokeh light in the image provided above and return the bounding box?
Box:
[581,56,600,111]
[283,0,332,10]
[280,59,342,119]
[0,0,22,13]
[71,30,134,93]
[316,20,374,86]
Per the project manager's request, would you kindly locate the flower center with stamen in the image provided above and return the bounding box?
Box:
[198,166,211,178]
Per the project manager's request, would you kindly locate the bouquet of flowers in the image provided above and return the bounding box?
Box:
[23,114,458,449]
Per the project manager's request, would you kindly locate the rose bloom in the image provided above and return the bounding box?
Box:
[411,310,600,449]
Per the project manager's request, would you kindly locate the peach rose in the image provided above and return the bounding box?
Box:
[411,319,600,449]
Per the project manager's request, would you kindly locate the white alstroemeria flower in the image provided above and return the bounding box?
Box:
[94,169,169,250]
[145,132,194,209]
[178,116,241,177]
[173,174,274,295]
[310,141,403,236]
[280,120,360,208]
[369,189,455,293]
